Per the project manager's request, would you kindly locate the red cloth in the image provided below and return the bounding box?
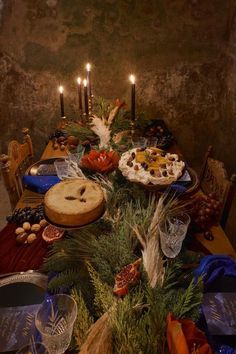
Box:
[0,223,49,274]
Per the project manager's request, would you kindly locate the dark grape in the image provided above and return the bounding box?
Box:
[6,204,45,225]
[189,193,222,231]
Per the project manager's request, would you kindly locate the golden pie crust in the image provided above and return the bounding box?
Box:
[44,179,105,227]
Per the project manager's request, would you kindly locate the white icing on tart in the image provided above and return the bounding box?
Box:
[119,148,185,185]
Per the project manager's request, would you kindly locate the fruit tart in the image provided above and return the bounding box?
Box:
[119,147,185,186]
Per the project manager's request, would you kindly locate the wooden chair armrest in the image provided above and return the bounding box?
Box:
[195,225,236,257]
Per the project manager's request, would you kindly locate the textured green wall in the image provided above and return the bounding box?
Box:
[0,0,236,174]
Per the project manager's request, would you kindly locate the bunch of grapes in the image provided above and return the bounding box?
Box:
[48,129,67,140]
[190,193,222,230]
[7,204,45,225]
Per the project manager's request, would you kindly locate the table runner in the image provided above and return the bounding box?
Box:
[0,224,48,274]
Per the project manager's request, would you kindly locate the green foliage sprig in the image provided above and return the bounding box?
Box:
[87,262,114,316]
[43,179,204,353]
[71,288,94,350]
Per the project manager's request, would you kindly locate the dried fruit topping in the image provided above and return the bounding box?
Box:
[134,165,139,171]
[131,152,136,159]
[114,259,142,296]
[160,163,166,169]
[150,169,155,175]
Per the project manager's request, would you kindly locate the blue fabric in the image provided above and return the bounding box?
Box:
[23,175,60,193]
[195,256,236,353]
[194,255,236,291]
[170,183,187,194]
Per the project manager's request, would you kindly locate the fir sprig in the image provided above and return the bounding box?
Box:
[71,288,94,350]
[90,222,138,285]
[42,231,96,273]
[87,262,114,316]
[47,268,85,292]
[172,277,203,321]
[111,286,147,354]
[65,122,96,141]
[162,258,183,290]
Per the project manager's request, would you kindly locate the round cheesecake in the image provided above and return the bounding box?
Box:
[119,147,185,186]
[44,179,105,227]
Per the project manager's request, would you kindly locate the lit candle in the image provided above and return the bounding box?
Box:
[83,79,89,115]
[59,85,65,117]
[129,74,135,121]
[86,63,92,98]
[77,77,83,112]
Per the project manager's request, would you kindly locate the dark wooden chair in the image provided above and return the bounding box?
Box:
[199,146,236,229]
[0,128,33,210]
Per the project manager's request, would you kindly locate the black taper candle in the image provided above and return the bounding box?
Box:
[77,78,83,112]
[131,83,135,121]
[83,79,89,115]
[130,75,136,121]
[59,86,65,117]
[86,63,92,98]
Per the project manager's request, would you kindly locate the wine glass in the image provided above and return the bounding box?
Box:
[159,213,190,258]
[131,136,147,148]
[35,294,77,354]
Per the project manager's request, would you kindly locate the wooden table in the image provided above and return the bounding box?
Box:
[16,140,236,257]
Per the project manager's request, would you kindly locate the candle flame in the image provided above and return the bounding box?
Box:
[129,74,135,84]
[83,79,87,87]
[86,63,91,71]
[59,85,64,93]
[77,77,81,84]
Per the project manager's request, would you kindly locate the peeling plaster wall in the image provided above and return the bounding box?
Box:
[0,0,235,173]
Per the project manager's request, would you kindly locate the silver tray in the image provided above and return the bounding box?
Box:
[25,158,65,176]
[0,271,47,352]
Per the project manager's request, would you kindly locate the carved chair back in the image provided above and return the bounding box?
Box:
[0,128,33,210]
[199,146,236,228]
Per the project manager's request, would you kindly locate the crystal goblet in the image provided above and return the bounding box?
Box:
[131,136,147,149]
[159,213,190,258]
[35,294,77,354]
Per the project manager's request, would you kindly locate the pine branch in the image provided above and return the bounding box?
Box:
[111,108,131,134]
[172,277,203,320]
[65,122,97,141]
[47,268,85,292]
[71,288,94,350]
[42,230,98,273]
[110,287,147,354]
[87,262,114,316]
[162,259,183,290]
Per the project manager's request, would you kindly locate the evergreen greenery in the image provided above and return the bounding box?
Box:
[71,288,94,349]
[65,122,97,141]
[42,131,204,353]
